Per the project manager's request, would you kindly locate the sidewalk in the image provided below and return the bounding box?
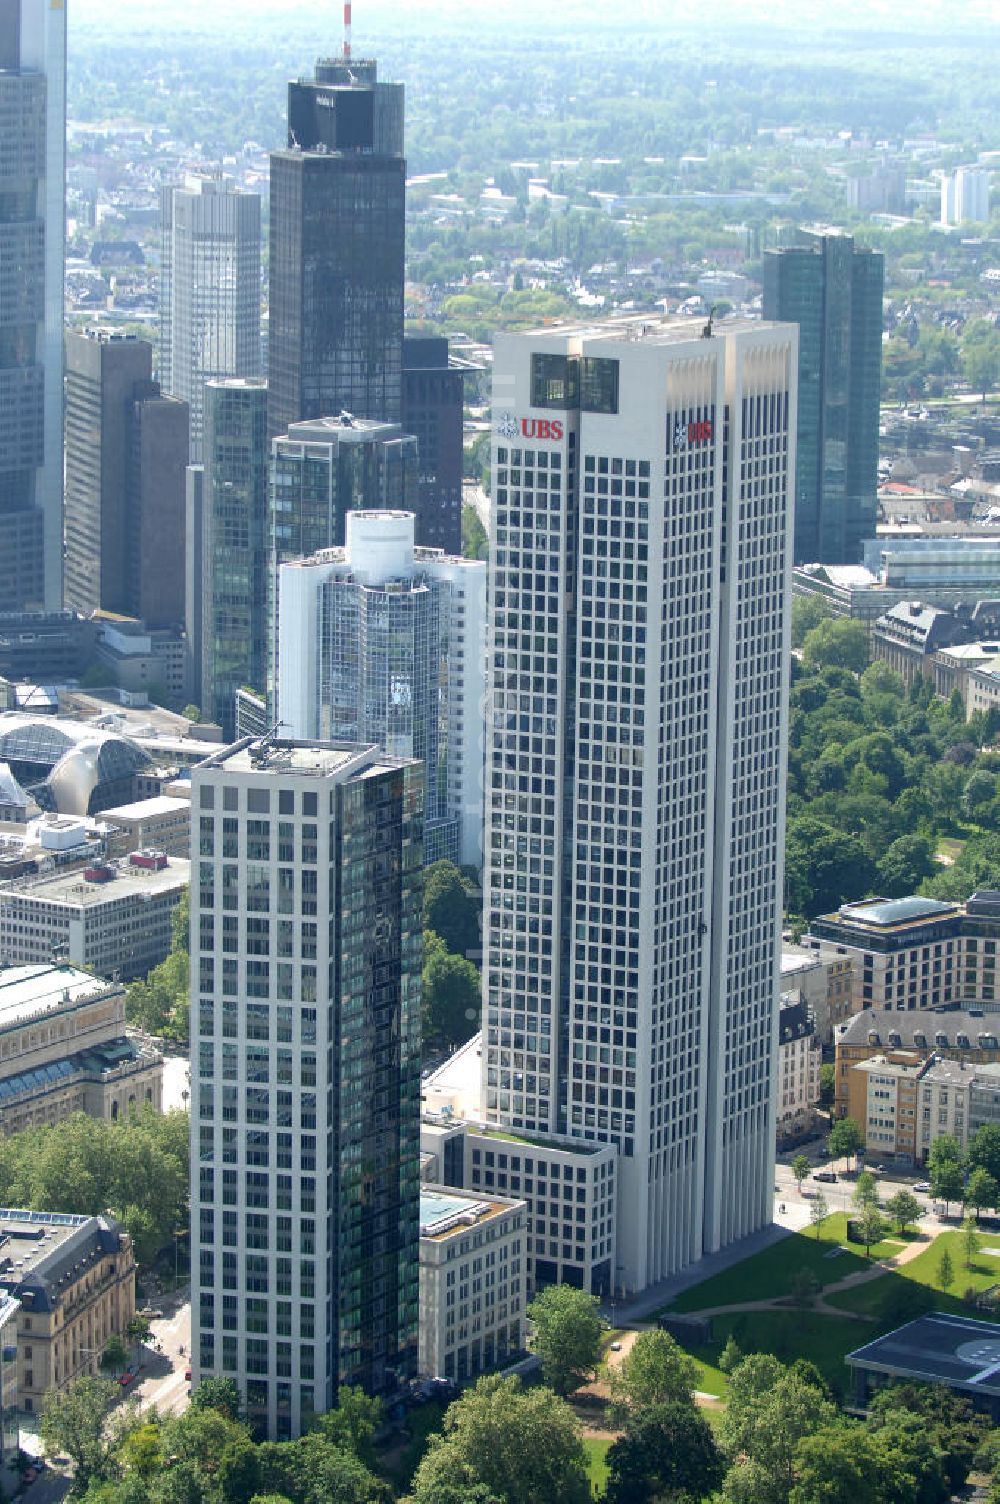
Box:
[608,1221,793,1325]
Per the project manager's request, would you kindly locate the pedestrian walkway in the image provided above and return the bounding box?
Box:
[609,1221,793,1325]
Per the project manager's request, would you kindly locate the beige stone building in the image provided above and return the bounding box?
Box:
[0,1211,136,1413]
[0,962,161,1130]
[101,795,191,859]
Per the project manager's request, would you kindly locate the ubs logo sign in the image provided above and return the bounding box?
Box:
[494,413,565,442]
[673,417,714,449]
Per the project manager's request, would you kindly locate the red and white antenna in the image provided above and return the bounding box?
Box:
[343,1,352,59]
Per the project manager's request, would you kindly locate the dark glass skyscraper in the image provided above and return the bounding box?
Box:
[268,56,404,439]
[200,379,269,738]
[402,336,464,555]
[190,739,421,1438]
[763,229,883,565]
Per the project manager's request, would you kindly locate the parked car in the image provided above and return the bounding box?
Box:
[913,1181,931,1193]
[119,1371,135,1387]
[812,1170,838,1183]
[184,1367,192,1383]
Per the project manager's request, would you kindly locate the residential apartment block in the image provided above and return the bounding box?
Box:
[777,996,821,1145]
[834,1006,1000,1121]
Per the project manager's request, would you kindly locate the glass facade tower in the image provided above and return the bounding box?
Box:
[277,510,486,865]
[201,379,269,738]
[267,57,405,439]
[0,0,64,611]
[190,739,422,1439]
[763,229,883,565]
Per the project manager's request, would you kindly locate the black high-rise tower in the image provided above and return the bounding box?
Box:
[268,56,405,438]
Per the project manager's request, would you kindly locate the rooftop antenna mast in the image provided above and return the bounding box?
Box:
[343,0,352,59]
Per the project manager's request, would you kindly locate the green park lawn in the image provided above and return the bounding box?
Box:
[827,1227,1000,1321]
[669,1213,906,1312]
[582,1437,611,1496]
[676,1308,882,1399]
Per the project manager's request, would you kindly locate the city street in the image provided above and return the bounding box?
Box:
[132,1296,192,1418]
[774,1138,943,1233]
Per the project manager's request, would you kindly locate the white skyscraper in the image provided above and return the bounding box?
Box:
[0,0,65,611]
[483,317,797,1294]
[277,510,486,865]
[160,176,261,462]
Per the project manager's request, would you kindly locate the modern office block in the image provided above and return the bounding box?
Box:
[402,337,464,555]
[0,854,190,979]
[200,379,268,738]
[418,1185,526,1384]
[190,738,422,1439]
[270,415,417,563]
[484,316,796,1294]
[277,510,486,864]
[185,464,205,708]
[65,332,188,626]
[127,386,189,629]
[160,176,261,462]
[0,0,65,612]
[268,56,405,438]
[763,228,882,565]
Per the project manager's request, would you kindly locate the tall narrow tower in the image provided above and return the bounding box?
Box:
[160,176,261,463]
[763,229,882,565]
[190,738,422,1439]
[0,0,65,611]
[483,317,797,1294]
[267,45,405,437]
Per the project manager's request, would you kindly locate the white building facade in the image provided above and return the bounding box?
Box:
[418,1185,526,1385]
[160,176,261,462]
[483,318,797,1294]
[277,511,486,866]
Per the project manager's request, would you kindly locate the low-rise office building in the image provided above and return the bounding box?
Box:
[0,854,189,980]
[420,1035,617,1296]
[0,1210,136,1413]
[810,892,1000,1017]
[0,962,161,1129]
[100,796,191,859]
[781,943,854,1043]
[418,1185,526,1385]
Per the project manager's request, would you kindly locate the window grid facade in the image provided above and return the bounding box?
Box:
[190,742,421,1439]
[484,321,796,1293]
